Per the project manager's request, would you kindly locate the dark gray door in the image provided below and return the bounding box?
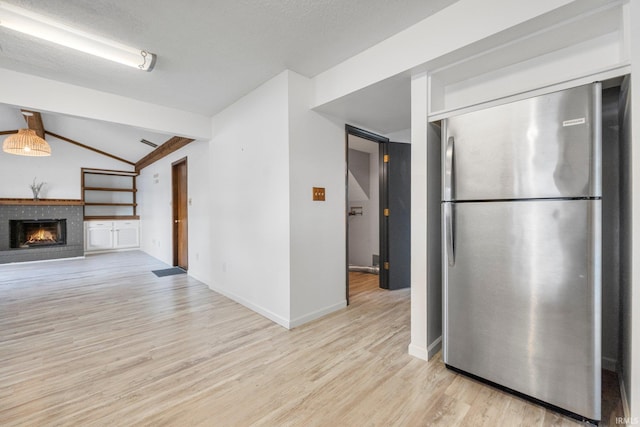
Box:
[381,141,411,290]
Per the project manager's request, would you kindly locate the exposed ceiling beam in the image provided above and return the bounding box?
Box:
[135,136,195,172]
[21,110,45,139]
[45,131,135,166]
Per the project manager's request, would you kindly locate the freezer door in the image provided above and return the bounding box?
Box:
[442,200,601,420]
[442,83,601,201]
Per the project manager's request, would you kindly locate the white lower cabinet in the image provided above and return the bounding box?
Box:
[113,221,140,248]
[85,220,139,252]
[85,222,113,251]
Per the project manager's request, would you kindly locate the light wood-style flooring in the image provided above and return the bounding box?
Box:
[0,252,624,426]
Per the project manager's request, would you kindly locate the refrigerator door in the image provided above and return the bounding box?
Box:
[442,83,601,202]
[442,199,601,420]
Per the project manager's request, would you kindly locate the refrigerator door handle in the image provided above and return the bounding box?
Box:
[444,136,455,201]
[445,203,455,266]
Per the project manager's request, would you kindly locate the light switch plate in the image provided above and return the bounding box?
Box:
[312,187,325,201]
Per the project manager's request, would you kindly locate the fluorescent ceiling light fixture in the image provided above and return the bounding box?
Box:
[0,1,156,71]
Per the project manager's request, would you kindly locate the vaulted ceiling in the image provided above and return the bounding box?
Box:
[0,0,459,162]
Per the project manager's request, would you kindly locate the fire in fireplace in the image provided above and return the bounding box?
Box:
[9,219,67,248]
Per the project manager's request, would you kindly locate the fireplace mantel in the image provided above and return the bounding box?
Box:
[0,198,84,206]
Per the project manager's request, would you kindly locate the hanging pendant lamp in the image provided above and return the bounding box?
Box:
[2,111,51,157]
[3,129,51,156]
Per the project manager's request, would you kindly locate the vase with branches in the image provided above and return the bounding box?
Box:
[30,178,45,201]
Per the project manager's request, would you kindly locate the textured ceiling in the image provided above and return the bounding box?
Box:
[0,0,620,161]
[0,0,458,116]
[0,0,460,160]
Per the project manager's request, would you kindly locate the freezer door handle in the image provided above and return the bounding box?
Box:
[445,203,455,266]
[444,136,455,201]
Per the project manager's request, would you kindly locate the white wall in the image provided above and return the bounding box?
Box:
[204,71,346,328]
[208,71,292,327]
[0,133,133,199]
[287,71,346,326]
[347,197,373,266]
[347,146,379,267]
[435,31,624,115]
[137,140,210,284]
[206,70,346,329]
[312,0,576,107]
[408,73,429,361]
[368,149,380,264]
[385,128,411,143]
[0,69,211,140]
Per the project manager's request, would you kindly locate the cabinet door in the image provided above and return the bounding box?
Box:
[113,221,139,249]
[86,223,113,251]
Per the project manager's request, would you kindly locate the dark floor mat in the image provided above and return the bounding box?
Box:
[152,267,186,277]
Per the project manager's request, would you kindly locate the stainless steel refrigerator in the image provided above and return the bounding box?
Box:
[442,83,602,422]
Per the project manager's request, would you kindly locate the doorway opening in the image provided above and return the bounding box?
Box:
[172,157,188,270]
[345,125,411,304]
[347,130,382,303]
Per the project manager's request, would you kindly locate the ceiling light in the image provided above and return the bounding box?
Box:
[3,129,51,156]
[0,1,156,71]
[2,111,51,157]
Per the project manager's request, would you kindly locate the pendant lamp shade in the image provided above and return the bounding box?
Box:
[3,129,51,156]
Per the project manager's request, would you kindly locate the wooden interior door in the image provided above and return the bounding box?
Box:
[172,158,188,270]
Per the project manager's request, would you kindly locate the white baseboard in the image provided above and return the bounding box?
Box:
[185,270,208,285]
[408,336,443,361]
[289,301,347,329]
[208,283,291,329]
[208,283,347,330]
[408,343,429,361]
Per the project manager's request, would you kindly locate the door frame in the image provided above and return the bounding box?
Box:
[172,157,188,270]
[345,124,389,304]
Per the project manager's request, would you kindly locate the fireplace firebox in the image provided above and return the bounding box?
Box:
[10,219,67,248]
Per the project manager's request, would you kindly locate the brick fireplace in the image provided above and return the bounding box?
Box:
[0,202,83,264]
